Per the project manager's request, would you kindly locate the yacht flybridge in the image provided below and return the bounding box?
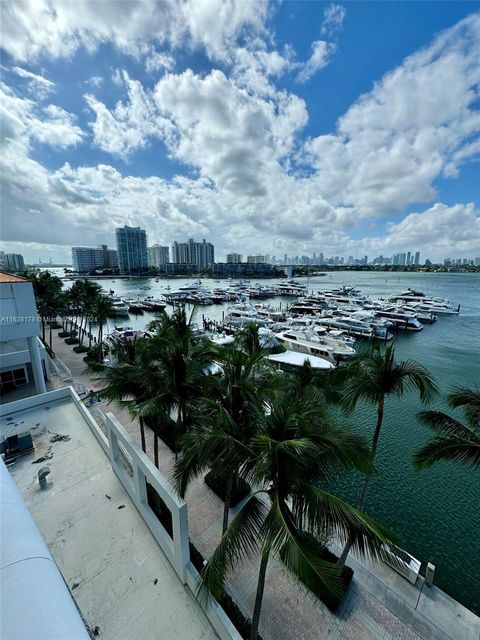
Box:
[390,289,460,314]
[374,308,423,331]
[275,279,308,296]
[275,329,356,364]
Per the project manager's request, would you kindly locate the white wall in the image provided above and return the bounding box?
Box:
[0,281,40,341]
[1,459,90,640]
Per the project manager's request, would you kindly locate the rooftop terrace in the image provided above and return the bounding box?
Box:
[0,389,230,640]
[1,377,479,640]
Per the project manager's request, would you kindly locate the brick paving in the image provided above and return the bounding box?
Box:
[44,330,474,640]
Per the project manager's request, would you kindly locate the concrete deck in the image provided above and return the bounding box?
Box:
[33,329,480,640]
[3,397,215,640]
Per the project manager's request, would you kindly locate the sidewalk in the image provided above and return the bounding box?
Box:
[48,330,480,640]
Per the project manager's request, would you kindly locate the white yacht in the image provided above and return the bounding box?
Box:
[108,296,129,317]
[275,279,308,297]
[166,282,213,304]
[254,304,286,322]
[390,289,459,314]
[267,350,333,370]
[316,315,392,340]
[223,303,271,327]
[275,329,356,364]
[373,309,423,331]
[206,332,235,347]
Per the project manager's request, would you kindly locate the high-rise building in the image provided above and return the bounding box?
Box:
[0,253,25,272]
[72,246,118,273]
[115,226,148,274]
[226,253,242,264]
[171,239,214,268]
[414,251,420,265]
[148,245,169,267]
[246,255,267,264]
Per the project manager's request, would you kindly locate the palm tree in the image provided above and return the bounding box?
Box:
[236,321,262,356]
[139,309,216,456]
[336,342,437,568]
[173,347,275,534]
[414,385,480,470]
[92,296,115,360]
[197,388,395,640]
[77,281,103,347]
[21,268,64,344]
[90,336,150,454]
[286,359,345,404]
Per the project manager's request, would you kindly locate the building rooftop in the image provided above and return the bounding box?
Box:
[1,390,217,640]
[0,272,29,283]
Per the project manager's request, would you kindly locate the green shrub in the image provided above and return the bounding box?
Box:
[58,331,70,338]
[279,533,353,611]
[65,338,79,345]
[48,321,62,329]
[188,542,262,640]
[204,470,250,507]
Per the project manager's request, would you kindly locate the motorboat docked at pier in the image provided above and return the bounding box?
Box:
[222,303,273,327]
[275,329,356,364]
[314,315,393,340]
[107,296,129,317]
[142,296,167,311]
[373,308,423,331]
[275,279,308,297]
[389,289,460,314]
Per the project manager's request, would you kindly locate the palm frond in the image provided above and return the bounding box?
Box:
[262,493,344,597]
[418,411,475,439]
[414,436,480,469]
[198,495,268,606]
[448,386,480,427]
[293,481,395,560]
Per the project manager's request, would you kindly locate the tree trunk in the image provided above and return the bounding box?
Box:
[222,472,234,536]
[41,317,46,342]
[49,322,53,352]
[337,397,385,569]
[250,551,270,640]
[139,416,146,453]
[88,321,92,349]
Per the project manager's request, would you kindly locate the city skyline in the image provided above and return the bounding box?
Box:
[1,2,479,263]
[6,240,480,270]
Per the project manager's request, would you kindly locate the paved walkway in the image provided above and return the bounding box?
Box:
[45,330,480,640]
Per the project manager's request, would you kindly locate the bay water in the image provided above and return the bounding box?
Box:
[78,270,479,613]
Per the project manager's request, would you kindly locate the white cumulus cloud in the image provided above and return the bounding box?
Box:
[11,66,55,99]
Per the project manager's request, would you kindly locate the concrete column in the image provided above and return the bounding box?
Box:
[27,336,47,394]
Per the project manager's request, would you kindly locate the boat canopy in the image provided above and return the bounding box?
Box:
[266,350,333,369]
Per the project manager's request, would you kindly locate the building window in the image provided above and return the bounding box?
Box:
[0,368,27,394]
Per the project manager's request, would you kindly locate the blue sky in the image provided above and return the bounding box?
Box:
[1,1,479,263]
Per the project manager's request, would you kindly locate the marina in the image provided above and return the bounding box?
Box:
[65,269,479,617]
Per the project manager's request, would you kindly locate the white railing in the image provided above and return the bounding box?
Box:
[45,352,73,384]
[102,411,242,640]
[1,387,242,640]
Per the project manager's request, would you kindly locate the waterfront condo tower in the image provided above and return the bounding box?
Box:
[115,226,148,274]
[171,239,214,268]
[148,244,170,267]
